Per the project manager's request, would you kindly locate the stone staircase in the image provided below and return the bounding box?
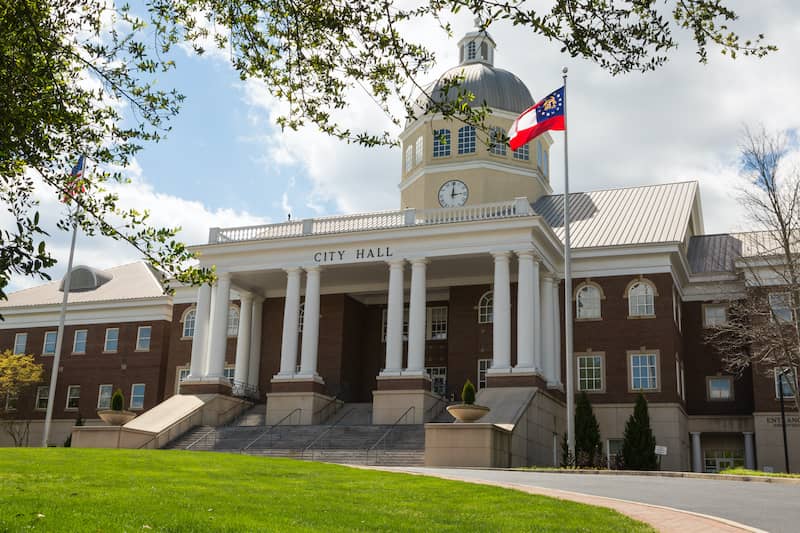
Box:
[165,402,425,466]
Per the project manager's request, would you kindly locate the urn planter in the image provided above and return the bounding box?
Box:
[97,410,137,426]
[447,404,490,423]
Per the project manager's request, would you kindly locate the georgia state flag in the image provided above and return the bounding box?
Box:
[508,86,565,151]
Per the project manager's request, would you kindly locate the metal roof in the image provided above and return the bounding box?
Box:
[533,181,699,249]
[687,234,742,274]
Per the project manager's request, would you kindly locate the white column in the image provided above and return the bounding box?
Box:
[691,432,703,473]
[491,251,511,371]
[233,291,253,390]
[532,257,542,371]
[405,258,428,375]
[278,267,302,376]
[515,251,536,371]
[203,285,217,376]
[187,283,212,380]
[206,272,232,379]
[383,259,405,375]
[541,274,555,382]
[299,266,322,378]
[247,296,264,391]
[552,279,562,386]
[744,432,756,470]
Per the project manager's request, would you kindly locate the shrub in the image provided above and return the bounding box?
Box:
[622,393,658,470]
[461,379,476,405]
[559,433,574,468]
[111,389,125,411]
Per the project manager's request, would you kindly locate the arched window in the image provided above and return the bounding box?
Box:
[489,128,506,156]
[433,129,451,158]
[227,306,240,336]
[478,291,494,324]
[628,280,656,317]
[513,143,529,161]
[182,308,196,338]
[458,126,476,154]
[298,303,305,334]
[575,284,602,320]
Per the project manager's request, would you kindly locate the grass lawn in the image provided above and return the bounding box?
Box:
[0,449,653,532]
[720,468,800,479]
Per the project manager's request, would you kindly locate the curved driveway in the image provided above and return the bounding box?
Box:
[400,467,800,533]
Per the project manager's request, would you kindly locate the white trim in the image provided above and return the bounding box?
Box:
[130,383,146,410]
[97,384,113,410]
[135,326,152,351]
[65,385,81,410]
[41,330,57,355]
[103,327,119,353]
[0,300,172,329]
[72,329,88,354]
[12,332,27,354]
[35,386,49,411]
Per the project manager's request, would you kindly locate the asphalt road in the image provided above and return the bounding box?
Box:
[403,468,800,533]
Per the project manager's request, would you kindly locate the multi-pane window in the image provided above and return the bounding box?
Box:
[136,326,152,351]
[227,307,240,336]
[432,129,451,158]
[628,281,655,317]
[429,307,448,340]
[630,353,658,390]
[426,367,447,396]
[466,41,476,60]
[36,386,49,410]
[458,126,476,154]
[704,449,744,473]
[182,309,196,338]
[175,368,190,394]
[703,304,728,327]
[576,284,602,319]
[97,384,113,410]
[478,291,493,323]
[298,303,305,334]
[65,385,80,410]
[775,367,797,398]
[13,333,27,355]
[769,293,793,323]
[489,128,506,156]
[405,146,413,172]
[707,376,733,401]
[577,355,603,392]
[607,439,624,465]
[73,330,88,353]
[42,331,57,355]
[477,359,492,390]
[380,308,410,342]
[512,143,529,161]
[130,383,146,410]
[5,393,18,411]
[415,137,424,165]
[104,328,119,352]
[224,366,235,384]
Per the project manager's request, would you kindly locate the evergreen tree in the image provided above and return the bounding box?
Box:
[574,391,602,467]
[622,394,658,470]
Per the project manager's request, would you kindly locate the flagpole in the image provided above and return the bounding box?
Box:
[562,67,575,456]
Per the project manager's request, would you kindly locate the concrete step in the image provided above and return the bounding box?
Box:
[234,403,267,426]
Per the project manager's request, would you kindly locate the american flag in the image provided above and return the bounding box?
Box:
[62,155,86,204]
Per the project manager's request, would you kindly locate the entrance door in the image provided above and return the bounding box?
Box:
[703,449,744,473]
[426,367,447,396]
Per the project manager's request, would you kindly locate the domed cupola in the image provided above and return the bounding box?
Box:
[399,27,554,210]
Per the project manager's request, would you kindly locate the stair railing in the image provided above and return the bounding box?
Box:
[312,395,341,425]
[185,426,218,451]
[366,406,416,464]
[425,395,450,421]
[301,401,350,461]
[241,408,302,452]
[139,407,205,450]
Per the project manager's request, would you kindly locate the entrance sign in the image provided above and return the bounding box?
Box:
[655,445,668,456]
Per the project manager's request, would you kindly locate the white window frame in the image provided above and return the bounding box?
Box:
[227,306,240,337]
[182,308,196,338]
[136,326,152,351]
[405,146,413,171]
[175,367,191,394]
[415,136,424,165]
[702,303,728,328]
[42,331,57,355]
[466,41,476,60]
[35,386,49,410]
[97,384,113,410]
[478,358,492,390]
[72,329,88,354]
[628,351,659,391]
[65,385,81,410]
[576,353,604,392]
[104,328,119,353]
[432,129,451,158]
[774,367,797,399]
[489,127,506,156]
[575,283,602,320]
[627,280,656,317]
[130,383,146,410]
[427,306,448,340]
[458,126,476,154]
[224,366,235,384]
[426,366,447,396]
[707,376,734,401]
[477,291,493,324]
[380,308,410,343]
[769,293,793,323]
[607,438,624,465]
[13,333,27,355]
[5,393,18,411]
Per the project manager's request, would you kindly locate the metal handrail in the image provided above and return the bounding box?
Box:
[230,379,260,401]
[312,395,341,424]
[136,406,206,450]
[184,400,250,451]
[185,427,217,450]
[241,408,302,451]
[302,402,350,459]
[425,395,450,419]
[366,406,416,463]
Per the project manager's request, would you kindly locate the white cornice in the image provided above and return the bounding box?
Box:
[0,299,173,329]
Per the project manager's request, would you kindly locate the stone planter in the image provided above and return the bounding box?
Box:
[447,404,490,423]
[97,410,137,426]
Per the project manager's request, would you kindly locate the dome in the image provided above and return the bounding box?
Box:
[59,265,113,292]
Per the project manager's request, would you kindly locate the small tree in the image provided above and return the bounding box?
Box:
[0,350,44,447]
[622,394,658,471]
[575,392,602,467]
[559,433,574,468]
[461,380,476,405]
[111,389,125,411]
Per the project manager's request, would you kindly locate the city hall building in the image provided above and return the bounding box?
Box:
[1,30,797,473]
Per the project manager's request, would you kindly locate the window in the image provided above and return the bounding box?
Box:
[628,280,655,317]
[415,137,423,165]
[428,307,448,340]
[426,367,447,396]
[5,393,18,411]
[703,449,744,473]
[182,309,196,338]
[703,304,728,327]
[432,129,451,158]
[73,330,87,353]
[676,358,681,397]
[130,384,146,410]
[227,307,240,336]
[576,284,602,319]
[136,326,152,351]
[607,439,624,465]
[537,141,543,168]
[477,291,493,324]
[489,127,506,156]
[458,126,476,154]
[466,41,476,60]
[673,287,682,331]
[405,146,413,171]
[542,150,549,177]
[36,386,49,410]
[380,308,410,343]
[769,293,793,323]
[175,368,190,394]
[97,384,113,410]
[775,367,797,399]
[707,376,733,401]
[65,385,80,410]
[478,359,492,390]
[224,366,235,384]
[42,331,57,355]
[680,362,686,400]
[104,328,119,352]
[298,303,305,334]
[512,143,529,161]
[630,352,658,391]
[13,333,27,355]
[577,354,603,392]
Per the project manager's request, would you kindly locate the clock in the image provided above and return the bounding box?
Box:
[438,179,469,207]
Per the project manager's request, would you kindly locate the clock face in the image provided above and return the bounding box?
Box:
[438,179,469,207]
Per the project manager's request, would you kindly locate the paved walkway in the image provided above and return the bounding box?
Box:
[372,467,800,532]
